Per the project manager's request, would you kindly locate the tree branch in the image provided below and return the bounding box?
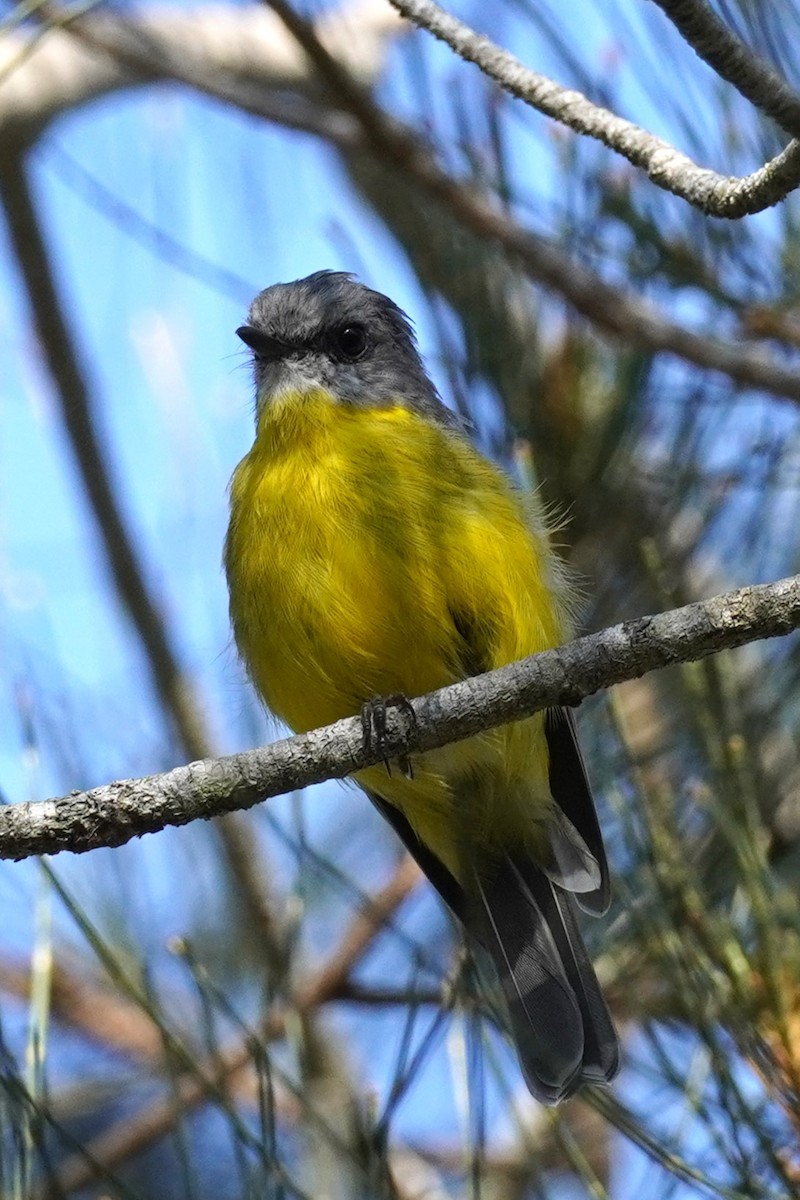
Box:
[3,574,800,862]
[259,0,800,403]
[387,0,800,217]
[649,0,800,138]
[6,6,800,400]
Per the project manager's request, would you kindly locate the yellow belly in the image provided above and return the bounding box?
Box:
[225,391,569,879]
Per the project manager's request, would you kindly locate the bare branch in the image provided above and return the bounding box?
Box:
[387,0,800,217]
[441,195,800,400]
[257,0,800,402]
[649,0,800,138]
[328,981,442,1005]
[5,6,800,399]
[2,574,800,862]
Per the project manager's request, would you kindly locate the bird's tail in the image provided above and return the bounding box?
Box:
[475,857,619,1105]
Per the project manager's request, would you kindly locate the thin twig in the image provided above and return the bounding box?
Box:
[45,856,421,1198]
[387,0,800,217]
[328,982,441,1005]
[3,574,800,862]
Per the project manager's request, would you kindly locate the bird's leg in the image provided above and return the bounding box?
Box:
[361,694,416,779]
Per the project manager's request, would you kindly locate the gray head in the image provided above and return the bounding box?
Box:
[237,271,454,425]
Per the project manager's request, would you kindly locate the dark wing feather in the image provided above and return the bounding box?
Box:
[545,707,610,915]
[448,612,609,916]
[478,856,619,1103]
[367,615,617,1102]
[449,606,492,681]
[366,788,619,1105]
[366,790,466,920]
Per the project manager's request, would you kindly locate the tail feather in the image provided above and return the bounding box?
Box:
[366,789,619,1103]
[477,857,619,1104]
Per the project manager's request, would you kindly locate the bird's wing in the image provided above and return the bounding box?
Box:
[544,706,610,915]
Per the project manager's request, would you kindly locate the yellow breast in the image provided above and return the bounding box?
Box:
[225,390,568,876]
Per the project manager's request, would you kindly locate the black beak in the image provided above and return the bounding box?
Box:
[236,325,292,360]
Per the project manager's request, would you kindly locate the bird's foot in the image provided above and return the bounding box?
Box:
[361,694,416,779]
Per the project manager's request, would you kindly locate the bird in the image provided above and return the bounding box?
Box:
[224,270,619,1103]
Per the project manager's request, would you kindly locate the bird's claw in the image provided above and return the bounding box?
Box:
[361,694,416,779]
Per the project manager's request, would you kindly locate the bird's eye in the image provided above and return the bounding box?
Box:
[334,324,368,360]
